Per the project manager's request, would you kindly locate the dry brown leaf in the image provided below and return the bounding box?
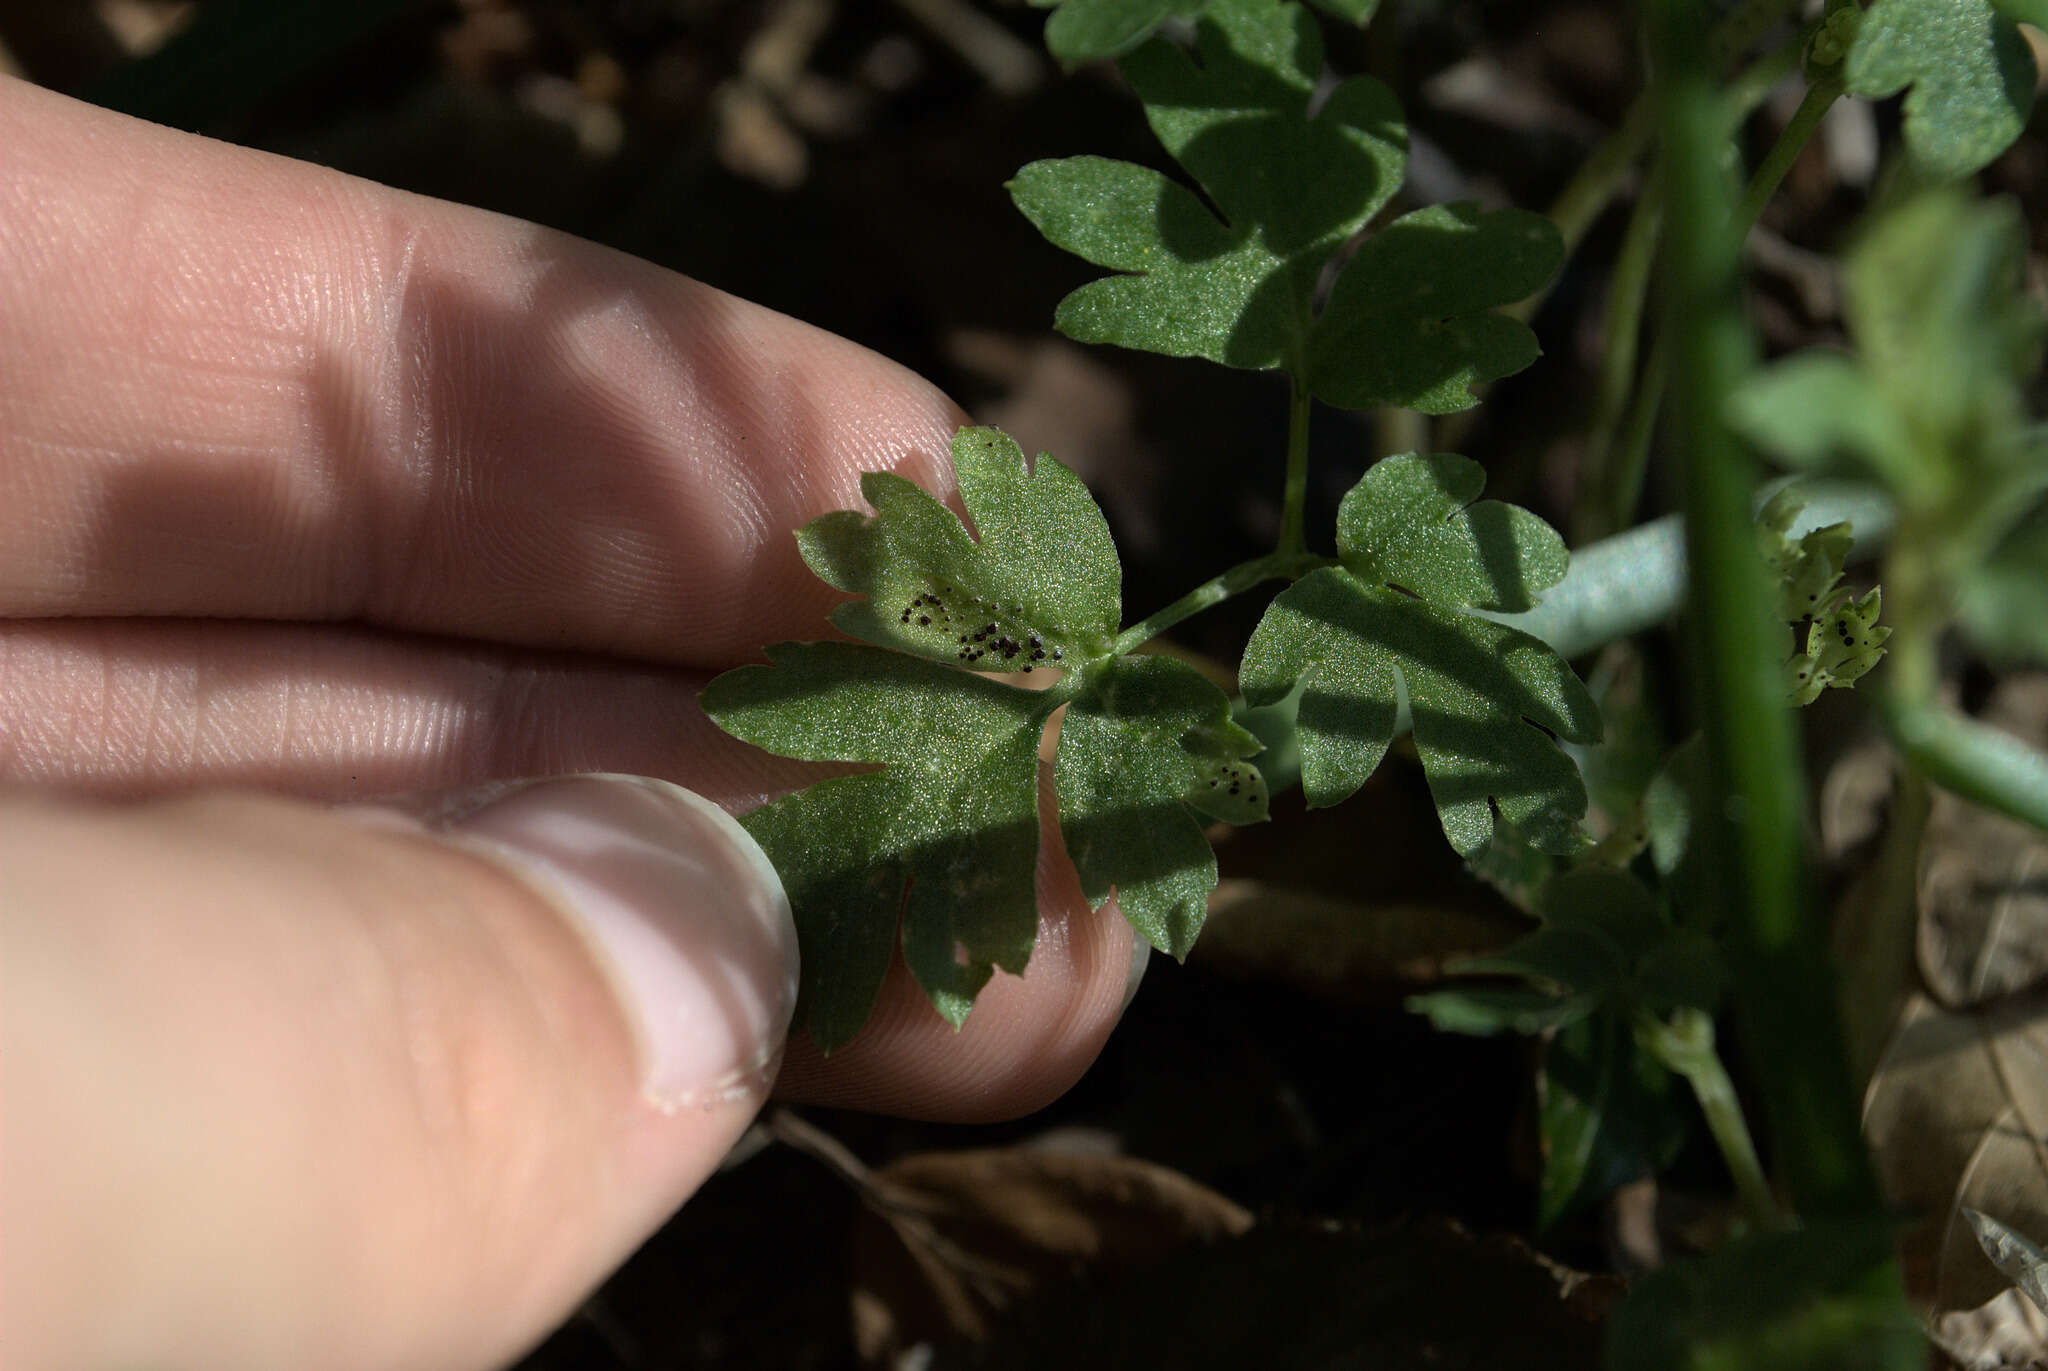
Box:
[1864,990,2048,1313]
[1196,778,1531,1003]
[1918,678,2048,1009]
[1195,878,1529,997]
[1934,1287,2048,1371]
[844,1145,1253,1364]
[1966,1209,2048,1314]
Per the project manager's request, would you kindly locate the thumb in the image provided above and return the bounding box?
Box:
[2,775,796,1371]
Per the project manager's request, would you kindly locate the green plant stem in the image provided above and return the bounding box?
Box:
[1577,183,1664,542]
[1612,333,1669,533]
[1279,377,1313,558]
[1506,0,1807,330]
[1835,527,1940,1080]
[1881,692,2048,831]
[1113,550,1330,656]
[1733,77,1844,237]
[1571,76,1834,545]
[1635,1008,1780,1232]
[1649,0,1880,1220]
[1539,96,1657,282]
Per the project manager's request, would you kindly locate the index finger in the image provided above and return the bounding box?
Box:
[0,77,964,665]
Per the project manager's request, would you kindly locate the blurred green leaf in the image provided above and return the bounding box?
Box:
[1031,0,1186,66]
[1845,0,2039,179]
[1539,1013,1688,1227]
[1408,984,1601,1035]
[1605,1220,1922,1371]
[1756,489,1854,625]
[1731,193,2046,565]
[1030,0,1378,68]
[1957,494,2048,665]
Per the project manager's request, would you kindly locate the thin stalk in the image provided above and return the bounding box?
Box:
[1836,525,1939,1079]
[1502,3,1806,331]
[1573,76,1830,544]
[1542,96,1656,277]
[1279,377,1313,558]
[1112,550,1330,656]
[1636,1009,1780,1232]
[1577,183,1664,543]
[1836,765,1930,1083]
[1610,331,1669,537]
[1734,77,1845,238]
[1649,0,1880,1219]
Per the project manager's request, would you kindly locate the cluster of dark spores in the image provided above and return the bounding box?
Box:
[1208,763,1257,799]
[896,584,1063,668]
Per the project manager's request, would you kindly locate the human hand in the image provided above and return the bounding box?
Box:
[0,77,1142,1371]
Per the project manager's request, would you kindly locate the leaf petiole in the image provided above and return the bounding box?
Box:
[1734,77,1845,239]
[1279,376,1314,558]
[1111,549,1332,656]
[1634,1007,1782,1233]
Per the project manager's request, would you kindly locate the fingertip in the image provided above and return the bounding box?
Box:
[772,894,1140,1125]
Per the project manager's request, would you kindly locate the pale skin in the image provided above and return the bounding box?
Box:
[0,76,1139,1371]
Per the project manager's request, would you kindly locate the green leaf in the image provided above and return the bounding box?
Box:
[704,429,1267,1049]
[1799,586,1891,694]
[1727,354,1919,490]
[1032,0,1186,67]
[1308,202,1564,413]
[1307,0,1380,21]
[1957,495,2048,664]
[1011,0,1406,380]
[1644,735,1713,928]
[1456,924,1630,996]
[1841,195,2043,507]
[1606,1220,1922,1371]
[1011,4,1558,412]
[1407,984,1599,1036]
[1338,451,1570,612]
[1239,454,1598,855]
[1031,0,1378,69]
[1538,1013,1688,1228]
[799,427,1119,670]
[1844,0,2038,180]
[1059,654,1268,956]
[1755,488,1854,624]
[1993,0,2048,24]
[1012,0,1553,408]
[1731,193,2047,566]
[1536,867,1671,968]
[704,644,1047,1048]
[1538,1013,1614,1228]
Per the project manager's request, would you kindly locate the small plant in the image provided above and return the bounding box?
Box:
[703,0,2048,1363]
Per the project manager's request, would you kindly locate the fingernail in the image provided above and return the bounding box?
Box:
[1120,935,1152,1018]
[429,775,797,1113]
